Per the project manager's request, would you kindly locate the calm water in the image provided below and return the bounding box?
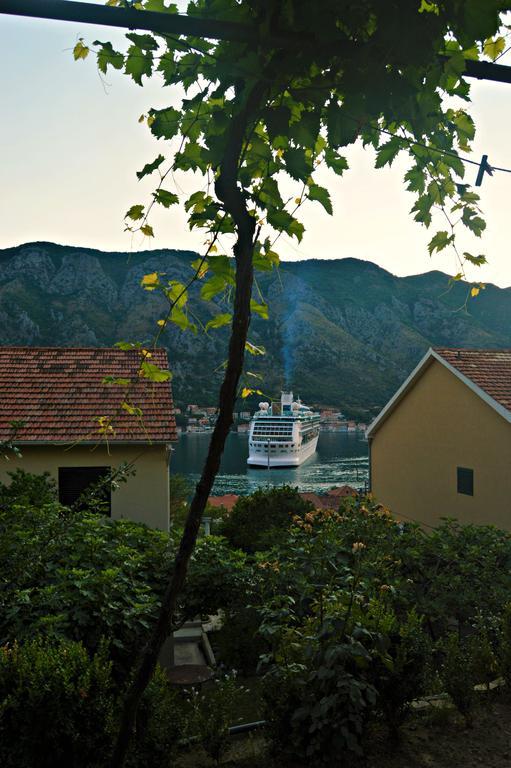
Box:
[171,431,369,495]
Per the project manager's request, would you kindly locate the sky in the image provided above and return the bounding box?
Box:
[1,4,511,287]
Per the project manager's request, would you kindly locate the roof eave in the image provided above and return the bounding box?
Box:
[366,347,511,439]
[366,348,436,438]
[430,349,511,425]
[10,438,177,446]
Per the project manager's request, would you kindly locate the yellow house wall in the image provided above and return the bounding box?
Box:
[0,444,170,531]
[370,359,511,529]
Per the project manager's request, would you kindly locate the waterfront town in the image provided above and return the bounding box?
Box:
[176,403,368,435]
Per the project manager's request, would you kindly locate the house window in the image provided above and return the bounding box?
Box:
[457,467,474,496]
[58,466,112,514]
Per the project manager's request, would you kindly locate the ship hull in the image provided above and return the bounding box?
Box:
[247,432,319,468]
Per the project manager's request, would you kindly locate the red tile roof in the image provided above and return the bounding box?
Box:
[325,485,359,498]
[207,494,239,511]
[434,348,511,413]
[0,347,177,443]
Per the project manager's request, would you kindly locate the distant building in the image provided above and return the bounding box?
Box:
[367,348,511,529]
[208,494,239,512]
[0,347,177,531]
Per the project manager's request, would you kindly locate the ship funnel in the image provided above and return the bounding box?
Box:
[281,391,293,413]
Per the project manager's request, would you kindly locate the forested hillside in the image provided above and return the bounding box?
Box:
[1,242,510,417]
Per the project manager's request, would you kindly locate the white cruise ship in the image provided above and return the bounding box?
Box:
[247,392,320,467]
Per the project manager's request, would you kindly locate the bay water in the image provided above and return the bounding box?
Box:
[170,431,369,495]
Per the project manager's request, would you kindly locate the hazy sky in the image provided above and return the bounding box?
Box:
[1,5,511,287]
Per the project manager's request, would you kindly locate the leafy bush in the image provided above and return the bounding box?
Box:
[0,494,250,678]
[189,674,246,764]
[367,608,431,739]
[220,486,313,553]
[0,502,170,676]
[126,666,190,768]
[0,637,114,768]
[439,632,479,727]
[0,469,56,510]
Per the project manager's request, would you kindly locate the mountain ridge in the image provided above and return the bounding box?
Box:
[1,242,510,419]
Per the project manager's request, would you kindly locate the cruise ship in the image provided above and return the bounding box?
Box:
[247,392,320,467]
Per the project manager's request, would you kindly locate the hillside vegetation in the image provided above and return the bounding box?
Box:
[1,242,510,417]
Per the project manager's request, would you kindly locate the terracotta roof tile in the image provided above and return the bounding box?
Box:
[0,347,177,443]
[434,348,511,414]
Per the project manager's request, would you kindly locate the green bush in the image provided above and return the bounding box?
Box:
[0,469,56,510]
[220,486,313,554]
[439,632,479,726]
[189,674,245,764]
[368,608,431,740]
[0,637,114,768]
[126,666,190,768]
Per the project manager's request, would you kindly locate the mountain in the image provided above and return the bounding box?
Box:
[1,241,510,419]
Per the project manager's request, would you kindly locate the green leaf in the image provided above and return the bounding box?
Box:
[289,110,320,148]
[462,208,486,237]
[153,189,179,208]
[241,387,262,398]
[452,110,475,142]
[94,41,123,73]
[375,138,402,168]
[265,106,291,143]
[206,313,232,331]
[136,155,165,180]
[201,275,228,301]
[149,107,181,140]
[327,103,359,148]
[324,148,348,175]
[140,224,154,237]
[125,204,145,221]
[125,33,158,51]
[73,39,89,61]
[427,230,453,255]
[284,148,311,182]
[140,361,172,382]
[404,166,426,195]
[267,209,305,241]
[463,252,487,266]
[102,377,131,386]
[125,45,153,86]
[483,36,506,61]
[307,184,333,215]
[114,341,142,351]
[245,341,265,356]
[170,306,193,332]
[157,52,176,85]
[250,299,269,320]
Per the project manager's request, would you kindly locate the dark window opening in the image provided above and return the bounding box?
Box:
[58,466,111,515]
[457,467,474,496]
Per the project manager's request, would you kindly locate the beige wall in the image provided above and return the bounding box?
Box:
[0,443,170,531]
[370,360,511,529]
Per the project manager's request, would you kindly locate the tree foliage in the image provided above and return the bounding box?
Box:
[73,2,511,763]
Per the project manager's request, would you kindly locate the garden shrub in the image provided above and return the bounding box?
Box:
[188,674,244,764]
[367,608,431,740]
[0,469,56,510]
[220,486,313,553]
[211,606,267,675]
[0,637,114,768]
[126,666,190,768]
[439,632,479,726]
[497,603,511,690]
[261,615,378,763]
